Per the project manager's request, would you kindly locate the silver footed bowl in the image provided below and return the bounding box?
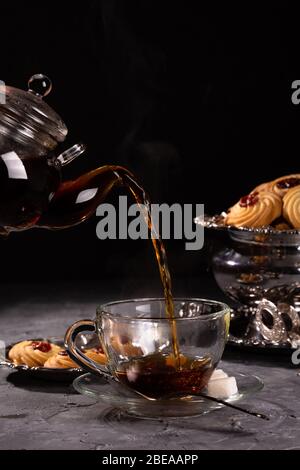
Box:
[195,214,300,350]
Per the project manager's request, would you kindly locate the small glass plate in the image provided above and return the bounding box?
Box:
[73,371,264,418]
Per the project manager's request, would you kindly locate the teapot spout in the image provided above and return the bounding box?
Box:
[57,143,86,166]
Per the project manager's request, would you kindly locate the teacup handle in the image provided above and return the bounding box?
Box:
[64,319,110,377]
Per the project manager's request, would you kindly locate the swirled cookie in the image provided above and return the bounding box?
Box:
[283,186,300,228]
[273,220,292,230]
[111,336,143,357]
[8,340,61,367]
[85,347,107,365]
[269,174,300,198]
[251,181,271,194]
[44,350,79,369]
[225,191,282,228]
[44,348,107,369]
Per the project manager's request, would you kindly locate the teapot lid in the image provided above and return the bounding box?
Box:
[0,74,68,150]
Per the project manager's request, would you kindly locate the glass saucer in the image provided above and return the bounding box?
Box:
[73,371,264,418]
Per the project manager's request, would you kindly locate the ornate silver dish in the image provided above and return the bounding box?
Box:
[195,213,300,238]
[195,214,300,351]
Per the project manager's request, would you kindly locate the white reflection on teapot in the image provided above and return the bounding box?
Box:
[1,152,28,180]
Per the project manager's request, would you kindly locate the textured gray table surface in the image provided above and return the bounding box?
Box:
[0,281,299,450]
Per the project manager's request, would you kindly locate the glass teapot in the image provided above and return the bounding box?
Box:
[0,74,131,235]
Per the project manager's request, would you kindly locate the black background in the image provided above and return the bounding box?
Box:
[0,2,298,292]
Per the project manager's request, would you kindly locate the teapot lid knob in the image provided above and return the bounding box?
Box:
[28,74,52,98]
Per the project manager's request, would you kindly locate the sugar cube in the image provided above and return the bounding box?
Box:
[209,369,228,381]
[207,376,238,399]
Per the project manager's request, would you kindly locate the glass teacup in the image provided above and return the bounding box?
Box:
[65,298,230,399]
